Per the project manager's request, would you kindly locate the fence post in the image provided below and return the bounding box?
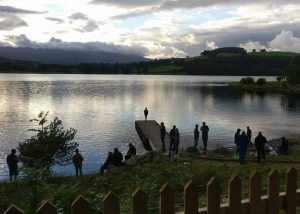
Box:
[207,177,220,214]
[36,201,57,214]
[285,167,297,214]
[249,171,261,214]
[184,180,198,214]
[103,191,120,214]
[228,175,241,214]
[3,204,24,214]
[132,187,148,214]
[268,169,280,214]
[160,183,175,214]
[71,195,92,214]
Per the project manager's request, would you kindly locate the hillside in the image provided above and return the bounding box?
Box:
[0,49,299,76]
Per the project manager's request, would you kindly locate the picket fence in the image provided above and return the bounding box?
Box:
[3,167,300,214]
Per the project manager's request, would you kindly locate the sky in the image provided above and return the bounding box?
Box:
[1,0,300,58]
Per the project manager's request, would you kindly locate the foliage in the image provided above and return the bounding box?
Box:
[18,111,78,167]
[284,55,300,84]
[240,77,255,84]
[256,78,267,86]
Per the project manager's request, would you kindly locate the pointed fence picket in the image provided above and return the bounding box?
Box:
[3,168,300,214]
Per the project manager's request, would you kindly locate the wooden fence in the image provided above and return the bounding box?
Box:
[3,168,300,214]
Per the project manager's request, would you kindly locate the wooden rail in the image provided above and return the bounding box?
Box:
[3,168,300,214]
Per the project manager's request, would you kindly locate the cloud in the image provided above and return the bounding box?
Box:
[0,14,27,31]
[46,17,64,24]
[239,41,268,52]
[68,12,88,20]
[0,5,46,14]
[111,8,155,20]
[268,30,300,52]
[75,19,98,32]
[90,0,162,8]
[2,34,148,56]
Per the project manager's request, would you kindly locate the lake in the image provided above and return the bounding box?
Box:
[0,74,299,180]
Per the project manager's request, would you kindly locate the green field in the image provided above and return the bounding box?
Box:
[248,51,300,57]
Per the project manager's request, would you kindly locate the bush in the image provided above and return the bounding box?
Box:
[240,77,255,84]
[256,78,267,86]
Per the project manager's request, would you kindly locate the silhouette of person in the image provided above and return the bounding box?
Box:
[246,126,252,147]
[277,137,288,154]
[7,149,19,181]
[125,143,136,160]
[254,132,267,163]
[200,122,209,151]
[194,124,200,149]
[238,131,248,164]
[144,107,148,121]
[173,128,180,154]
[169,125,176,157]
[160,122,166,152]
[112,148,123,166]
[73,149,84,176]
[234,129,241,154]
[100,152,113,174]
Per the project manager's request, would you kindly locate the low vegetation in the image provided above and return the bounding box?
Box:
[1,142,300,213]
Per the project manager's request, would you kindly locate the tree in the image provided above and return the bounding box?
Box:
[18,111,78,167]
[283,55,300,84]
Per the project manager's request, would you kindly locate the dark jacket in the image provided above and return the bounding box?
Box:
[7,154,19,174]
[112,151,123,166]
[254,134,267,150]
[238,134,248,152]
[194,128,200,139]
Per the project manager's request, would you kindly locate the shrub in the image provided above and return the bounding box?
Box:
[240,77,255,84]
[256,78,267,86]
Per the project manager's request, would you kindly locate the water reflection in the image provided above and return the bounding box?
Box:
[0,75,299,180]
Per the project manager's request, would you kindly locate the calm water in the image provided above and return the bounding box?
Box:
[0,74,299,180]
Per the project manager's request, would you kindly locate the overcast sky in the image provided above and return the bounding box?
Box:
[1,0,300,58]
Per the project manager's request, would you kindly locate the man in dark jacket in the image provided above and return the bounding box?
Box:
[246,126,252,147]
[200,122,209,151]
[73,149,84,176]
[194,124,200,149]
[125,143,136,160]
[112,148,123,166]
[254,132,267,163]
[7,149,19,181]
[144,107,148,121]
[238,131,248,164]
[160,122,166,152]
[234,129,241,154]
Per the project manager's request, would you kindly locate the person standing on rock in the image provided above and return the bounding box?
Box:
[169,125,176,157]
[173,128,180,154]
[194,124,200,149]
[144,107,148,121]
[200,122,209,151]
[246,126,252,147]
[238,131,248,164]
[160,122,166,152]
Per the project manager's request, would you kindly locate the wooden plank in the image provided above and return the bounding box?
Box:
[103,192,120,214]
[249,171,261,214]
[160,183,175,214]
[132,187,148,214]
[135,120,171,151]
[37,201,57,214]
[207,177,220,214]
[228,175,242,214]
[71,195,92,214]
[267,169,280,214]
[285,167,297,214]
[184,180,198,214]
[3,205,24,214]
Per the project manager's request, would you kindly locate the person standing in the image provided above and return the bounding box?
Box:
[169,125,176,157]
[100,152,113,174]
[7,149,19,181]
[173,128,180,154]
[238,131,248,164]
[144,107,148,121]
[246,126,252,147]
[200,122,209,151]
[234,129,241,154]
[112,148,123,166]
[73,149,84,176]
[160,122,166,152]
[194,124,200,149]
[254,132,267,163]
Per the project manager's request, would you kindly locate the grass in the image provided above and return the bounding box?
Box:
[248,51,300,57]
[1,149,300,213]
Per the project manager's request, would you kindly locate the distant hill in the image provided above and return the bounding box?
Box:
[0,46,146,65]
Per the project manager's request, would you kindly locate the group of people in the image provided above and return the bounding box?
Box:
[159,121,210,156]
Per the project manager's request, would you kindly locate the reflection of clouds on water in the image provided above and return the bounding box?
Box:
[0,74,299,180]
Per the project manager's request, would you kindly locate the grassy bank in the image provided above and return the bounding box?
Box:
[229,81,300,95]
[1,148,300,213]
